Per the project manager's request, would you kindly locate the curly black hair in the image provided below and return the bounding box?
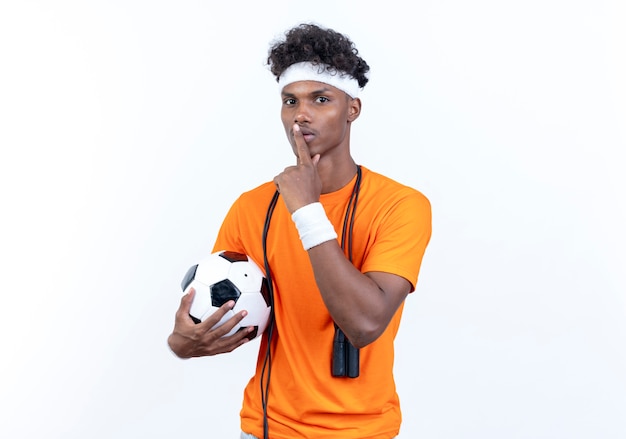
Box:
[267,23,370,88]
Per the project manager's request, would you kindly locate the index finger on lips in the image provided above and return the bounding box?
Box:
[293,124,312,165]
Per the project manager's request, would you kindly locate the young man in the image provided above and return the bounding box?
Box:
[168,23,432,439]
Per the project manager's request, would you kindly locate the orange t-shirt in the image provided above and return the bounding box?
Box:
[213,166,432,439]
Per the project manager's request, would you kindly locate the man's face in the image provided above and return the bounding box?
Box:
[280,80,360,160]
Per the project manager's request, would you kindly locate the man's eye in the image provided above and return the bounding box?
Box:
[284,98,296,105]
[316,96,329,103]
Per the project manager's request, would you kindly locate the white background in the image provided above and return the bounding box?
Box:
[1,1,625,438]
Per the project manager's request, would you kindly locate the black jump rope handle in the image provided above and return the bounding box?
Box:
[332,326,360,378]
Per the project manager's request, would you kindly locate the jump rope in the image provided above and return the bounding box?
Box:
[260,165,362,439]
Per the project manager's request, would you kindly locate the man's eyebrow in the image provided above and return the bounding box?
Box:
[281,87,335,98]
[310,87,334,95]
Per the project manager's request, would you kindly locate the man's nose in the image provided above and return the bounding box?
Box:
[294,102,311,123]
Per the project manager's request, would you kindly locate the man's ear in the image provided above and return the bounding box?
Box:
[347,97,362,122]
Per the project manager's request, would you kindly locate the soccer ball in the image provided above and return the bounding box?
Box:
[180,250,271,340]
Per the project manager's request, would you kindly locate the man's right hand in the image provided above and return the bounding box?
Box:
[167,288,255,358]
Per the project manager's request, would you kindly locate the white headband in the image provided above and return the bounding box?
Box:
[278,61,361,98]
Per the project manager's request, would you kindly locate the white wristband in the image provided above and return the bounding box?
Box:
[291,202,337,250]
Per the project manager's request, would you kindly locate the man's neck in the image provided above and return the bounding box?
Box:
[318,157,358,194]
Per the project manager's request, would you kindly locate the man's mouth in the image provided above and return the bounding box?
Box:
[298,128,315,142]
